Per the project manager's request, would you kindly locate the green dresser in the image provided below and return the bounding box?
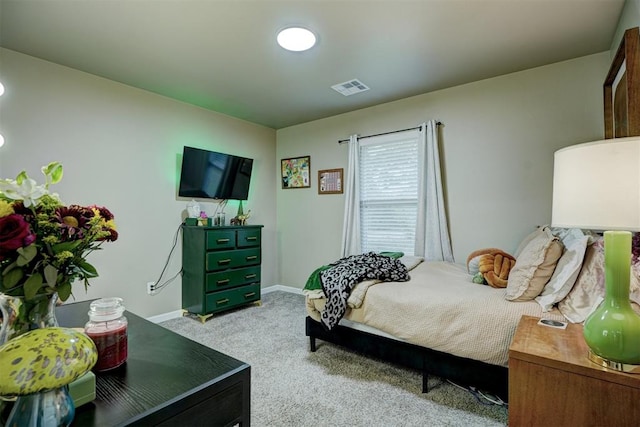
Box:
[182,225,263,322]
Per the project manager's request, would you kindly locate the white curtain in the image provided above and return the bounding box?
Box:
[415,120,454,261]
[340,134,361,257]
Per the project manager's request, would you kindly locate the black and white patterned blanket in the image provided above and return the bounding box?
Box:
[319,252,409,330]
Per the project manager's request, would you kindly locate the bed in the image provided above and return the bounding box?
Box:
[304,227,640,402]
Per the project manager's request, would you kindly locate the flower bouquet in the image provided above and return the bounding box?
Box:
[0,162,117,341]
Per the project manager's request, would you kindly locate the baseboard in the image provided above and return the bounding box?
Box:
[261,284,303,295]
[146,309,184,324]
[146,285,303,323]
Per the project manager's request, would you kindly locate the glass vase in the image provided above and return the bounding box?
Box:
[583,231,640,365]
[0,292,59,345]
[5,387,74,427]
[0,292,69,426]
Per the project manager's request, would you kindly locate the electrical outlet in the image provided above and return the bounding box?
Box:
[146,281,156,295]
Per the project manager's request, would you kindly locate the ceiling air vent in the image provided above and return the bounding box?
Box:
[331,79,370,96]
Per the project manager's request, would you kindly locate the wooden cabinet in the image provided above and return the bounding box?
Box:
[182,225,263,322]
[508,315,640,427]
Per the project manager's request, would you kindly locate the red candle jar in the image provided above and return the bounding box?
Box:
[84,297,128,372]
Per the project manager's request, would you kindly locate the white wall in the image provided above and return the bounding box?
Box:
[276,52,609,288]
[0,48,277,318]
[611,0,640,53]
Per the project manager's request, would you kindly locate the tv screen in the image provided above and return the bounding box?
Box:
[178,146,253,200]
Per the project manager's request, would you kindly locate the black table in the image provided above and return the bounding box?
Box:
[55,301,251,426]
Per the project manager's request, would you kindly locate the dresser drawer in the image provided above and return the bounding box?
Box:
[237,228,261,248]
[182,224,263,317]
[206,266,261,292]
[206,284,260,313]
[206,248,261,271]
[206,230,236,250]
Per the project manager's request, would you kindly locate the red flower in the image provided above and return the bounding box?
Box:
[90,205,118,242]
[11,201,35,222]
[101,228,119,242]
[55,205,93,241]
[0,214,36,260]
[90,205,114,221]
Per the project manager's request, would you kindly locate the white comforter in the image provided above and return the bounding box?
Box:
[306,261,566,367]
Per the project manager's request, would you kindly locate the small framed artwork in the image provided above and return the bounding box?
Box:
[603,27,640,138]
[318,168,343,194]
[281,156,311,189]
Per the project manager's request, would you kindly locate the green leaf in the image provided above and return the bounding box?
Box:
[44,264,58,287]
[2,260,18,274]
[16,244,37,266]
[15,170,28,185]
[2,268,24,289]
[52,241,82,253]
[42,162,63,185]
[24,273,43,300]
[57,281,72,301]
[77,260,98,278]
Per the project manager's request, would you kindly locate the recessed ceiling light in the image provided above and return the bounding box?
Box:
[277,27,316,52]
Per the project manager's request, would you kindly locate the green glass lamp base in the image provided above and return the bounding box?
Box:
[588,350,640,374]
[582,231,640,366]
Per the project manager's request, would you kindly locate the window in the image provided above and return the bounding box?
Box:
[359,130,419,256]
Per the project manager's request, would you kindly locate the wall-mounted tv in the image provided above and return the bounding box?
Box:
[178,146,253,200]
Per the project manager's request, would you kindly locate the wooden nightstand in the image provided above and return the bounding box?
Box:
[508,315,640,427]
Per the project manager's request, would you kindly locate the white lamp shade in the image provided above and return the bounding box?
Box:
[552,136,640,231]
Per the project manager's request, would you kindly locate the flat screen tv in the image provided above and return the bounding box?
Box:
[178,146,253,200]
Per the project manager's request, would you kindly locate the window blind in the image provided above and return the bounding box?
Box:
[359,131,419,255]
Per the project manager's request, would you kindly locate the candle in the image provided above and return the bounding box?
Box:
[85,297,128,372]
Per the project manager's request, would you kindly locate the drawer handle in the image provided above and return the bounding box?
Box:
[217,298,230,305]
[245,274,257,279]
[217,279,230,285]
[246,255,257,261]
[244,292,256,298]
[246,236,257,241]
[218,259,231,265]
[216,238,230,244]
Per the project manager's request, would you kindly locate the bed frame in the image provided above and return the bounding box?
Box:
[306,316,509,401]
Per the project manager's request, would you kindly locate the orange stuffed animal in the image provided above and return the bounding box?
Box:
[466,248,516,288]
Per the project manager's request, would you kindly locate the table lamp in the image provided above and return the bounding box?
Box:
[552,136,640,372]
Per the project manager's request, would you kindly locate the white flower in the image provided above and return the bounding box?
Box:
[0,177,49,207]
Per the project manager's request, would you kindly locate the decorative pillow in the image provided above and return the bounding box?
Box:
[514,227,544,259]
[535,228,589,312]
[559,232,640,323]
[505,227,564,301]
[466,248,516,288]
[467,248,492,275]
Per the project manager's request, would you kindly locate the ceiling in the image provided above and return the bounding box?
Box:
[0,0,626,129]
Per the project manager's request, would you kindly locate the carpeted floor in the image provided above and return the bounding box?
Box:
[160,291,508,426]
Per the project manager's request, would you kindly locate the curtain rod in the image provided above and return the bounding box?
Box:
[337,121,442,144]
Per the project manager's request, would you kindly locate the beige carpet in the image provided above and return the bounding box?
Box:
[160,291,508,426]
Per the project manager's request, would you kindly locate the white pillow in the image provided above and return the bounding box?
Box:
[559,232,640,323]
[514,227,544,258]
[535,228,589,312]
[506,227,564,301]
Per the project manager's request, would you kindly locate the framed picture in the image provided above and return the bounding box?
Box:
[318,168,344,194]
[281,156,311,189]
[604,27,640,138]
